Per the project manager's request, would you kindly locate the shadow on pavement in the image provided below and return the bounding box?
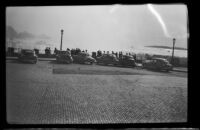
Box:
[144,68,171,73]
[96,63,138,69]
[6,60,28,64]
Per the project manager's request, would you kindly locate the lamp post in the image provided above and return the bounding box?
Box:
[60,29,64,50]
[171,38,176,66]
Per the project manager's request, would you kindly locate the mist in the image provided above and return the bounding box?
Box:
[6,5,188,52]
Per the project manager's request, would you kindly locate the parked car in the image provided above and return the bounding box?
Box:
[18,49,37,64]
[119,55,136,67]
[72,52,96,64]
[143,58,173,72]
[45,47,51,55]
[56,50,73,63]
[96,54,119,65]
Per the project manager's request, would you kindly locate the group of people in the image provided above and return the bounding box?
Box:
[53,47,137,60]
[94,50,136,60]
[54,48,88,55]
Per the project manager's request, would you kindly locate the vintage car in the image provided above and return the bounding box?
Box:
[18,49,38,64]
[143,58,173,72]
[56,50,73,63]
[119,55,136,67]
[72,52,96,64]
[96,54,119,65]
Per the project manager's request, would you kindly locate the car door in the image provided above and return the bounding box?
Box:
[104,56,110,64]
[155,60,163,69]
[150,59,157,69]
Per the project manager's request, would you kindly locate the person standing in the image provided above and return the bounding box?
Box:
[115,52,118,58]
[54,47,57,55]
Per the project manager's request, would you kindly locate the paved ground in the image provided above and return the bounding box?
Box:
[6,60,187,124]
[6,57,188,72]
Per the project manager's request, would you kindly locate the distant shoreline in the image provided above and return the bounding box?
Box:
[145,45,187,51]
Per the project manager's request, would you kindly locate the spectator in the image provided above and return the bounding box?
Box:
[97,50,102,57]
[115,52,118,58]
[45,47,50,55]
[71,49,74,55]
[54,48,57,54]
[67,48,70,52]
[119,51,122,59]
[34,48,39,55]
[76,48,81,54]
[66,48,71,55]
[92,52,96,59]
[134,54,136,60]
[97,50,100,57]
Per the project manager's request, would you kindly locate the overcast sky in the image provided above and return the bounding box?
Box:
[6,4,188,51]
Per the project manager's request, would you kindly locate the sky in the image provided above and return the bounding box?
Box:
[6,4,188,52]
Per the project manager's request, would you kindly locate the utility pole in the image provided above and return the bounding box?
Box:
[60,29,64,50]
[171,38,176,66]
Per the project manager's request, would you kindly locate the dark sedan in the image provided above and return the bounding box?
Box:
[56,50,73,63]
[18,49,38,64]
[72,52,96,64]
[96,54,119,66]
[143,58,173,72]
[119,55,136,67]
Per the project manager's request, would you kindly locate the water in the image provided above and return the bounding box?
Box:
[6,39,187,58]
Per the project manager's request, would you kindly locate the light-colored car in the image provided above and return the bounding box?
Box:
[143,58,173,72]
[18,49,38,64]
[72,52,96,64]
